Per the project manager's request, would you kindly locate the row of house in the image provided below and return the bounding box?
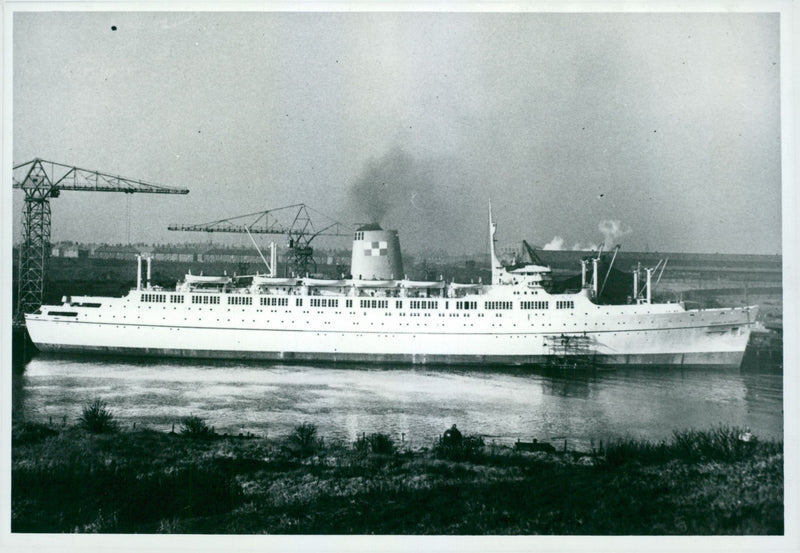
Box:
[45,241,783,282]
[48,243,352,267]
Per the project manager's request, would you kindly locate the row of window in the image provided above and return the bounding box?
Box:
[485,301,513,310]
[409,300,439,309]
[311,298,339,307]
[360,299,389,309]
[143,293,577,311]
[192,295,220,304]
[262,297,289,306]
[520,301,549,310]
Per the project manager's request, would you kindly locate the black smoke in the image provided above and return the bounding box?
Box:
[346,147,481,254]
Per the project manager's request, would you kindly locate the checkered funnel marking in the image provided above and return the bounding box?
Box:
[365,241,388,256]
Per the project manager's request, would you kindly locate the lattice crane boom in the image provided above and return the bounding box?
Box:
[13,158,189,324]
[168,203,349,277]
[13,158,190,196]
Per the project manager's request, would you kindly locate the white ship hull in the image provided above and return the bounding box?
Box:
[25,289,756,368]
[23,212,758,369]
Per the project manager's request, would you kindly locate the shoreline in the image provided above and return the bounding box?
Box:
[12,419,783,534]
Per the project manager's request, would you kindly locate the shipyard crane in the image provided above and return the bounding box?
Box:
[522,240,547,266]
[12,158,189,324]
[168,203,349,277]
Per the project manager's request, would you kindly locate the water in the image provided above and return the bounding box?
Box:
[13,354,783,451]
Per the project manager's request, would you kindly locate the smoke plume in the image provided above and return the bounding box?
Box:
[598,219,632,249]
[348,148,415,224]
[571,241,599,251]
[542,236,565,250]
[540,220,631,251]
[345,147,477,253]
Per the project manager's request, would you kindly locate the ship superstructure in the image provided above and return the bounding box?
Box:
[25,211,757,368]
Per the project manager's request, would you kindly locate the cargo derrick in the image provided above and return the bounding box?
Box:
[12,158,189,325]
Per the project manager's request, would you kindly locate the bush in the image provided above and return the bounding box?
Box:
[286,423,320,458]
[180,416,214,439]
[433,425,485,461]
[354,433,395,455]
[79,399,118,434]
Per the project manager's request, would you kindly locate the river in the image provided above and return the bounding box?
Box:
[12,353,783,451]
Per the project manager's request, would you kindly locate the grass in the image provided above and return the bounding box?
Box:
[11,421,783,534]
[354,432,395,456]
[599,425,779,468]
[12,421,59,447]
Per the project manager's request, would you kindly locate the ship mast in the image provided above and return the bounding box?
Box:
[488,204,504,285]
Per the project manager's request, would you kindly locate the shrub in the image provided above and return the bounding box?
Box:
[79,399,118,434]
[354,433,395,455]
[433,425,484,461]
[286,423,320,458]
[180,416,214,439]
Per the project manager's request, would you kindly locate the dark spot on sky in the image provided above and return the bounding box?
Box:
[111,25,117,31]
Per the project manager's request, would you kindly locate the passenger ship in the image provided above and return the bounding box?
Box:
[25,212,757,368]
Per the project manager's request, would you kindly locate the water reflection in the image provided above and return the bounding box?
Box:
[13,353,783,450]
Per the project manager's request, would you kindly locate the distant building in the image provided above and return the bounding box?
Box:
[152,245,197,263]
[91,244,140,260]
[51,244,86,258]
[199,247,263,265]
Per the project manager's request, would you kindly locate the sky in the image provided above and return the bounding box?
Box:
[8,10,782,255]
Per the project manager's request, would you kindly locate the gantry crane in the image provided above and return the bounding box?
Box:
[12,158,189,324]
[168,203,349,277]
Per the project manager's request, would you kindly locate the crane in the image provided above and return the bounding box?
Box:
[12,158,189,324]
[168,203,349,277]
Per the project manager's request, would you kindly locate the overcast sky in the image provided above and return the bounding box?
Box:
[10,10,781,255]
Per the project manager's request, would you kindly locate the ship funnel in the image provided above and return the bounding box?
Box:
[351,224,403,280]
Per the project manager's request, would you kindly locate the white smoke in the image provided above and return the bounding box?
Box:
[542,236,565,250]
[598,220,632,249]
[541,220,631,251]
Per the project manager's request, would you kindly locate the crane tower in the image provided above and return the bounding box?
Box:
[12,158,189,324]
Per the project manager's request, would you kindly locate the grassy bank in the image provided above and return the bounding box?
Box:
[12,419,782,534]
